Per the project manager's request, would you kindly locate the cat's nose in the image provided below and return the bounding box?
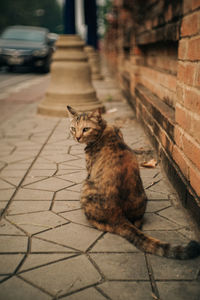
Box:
[76,136,81,141]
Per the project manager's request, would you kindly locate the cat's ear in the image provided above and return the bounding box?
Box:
[67,106,78,117]
[90,108,102,119]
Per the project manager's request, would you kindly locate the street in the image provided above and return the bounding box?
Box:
[0,67,50,124]
[0,67,48,99]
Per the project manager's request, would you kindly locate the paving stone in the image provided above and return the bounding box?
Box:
[55,169,83,176]
[0,254,24,274]
[0,170,27,177]
[19,253,73,272]
[0,276,8,282]
[158,206,190,227]
[31,158,57,170]
[0,202,7,213]
[7,201,51,215]
[14,140,41,149]
[22,176,47,186]
[13,188,53,201]
[21,255,101,297]
[0,236,28,252]
[4,162,31,170]
[69,147,85,156]
[56,171,87,184]
[7,211,66,235]
[22,177,73,192]
[144,230,190,245]
[0,276,51,300]
[148,255,200,280]
[0,189,15,201]
[27,169,56,177]
[0,145,15,155]
[52,201,81,213]
[0,161,6,171]
[0,179,15,189]
[62,287,106,300]
[63,159,86,169]
[98,281,152,300]
[90,253,148,280]
[55,189,80,200]
[157,281,200,300]
[1,154,34,164]
[31,237,77,253]
[0,219,25,235]
[90,232,139,253]
[60,209,91,227]
[146,200,170,213]
[67,183,82,193]
[178,227,199,241]
[40,154,75,164]
[142,213,181,230]
[37,223,102,251]
[1,177,22,186]
[147,178,173,193]
[59,163,85,171]
[145,189,170,200]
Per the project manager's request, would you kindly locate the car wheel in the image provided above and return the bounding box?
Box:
[40,59,51,73]
[7,66,15,72]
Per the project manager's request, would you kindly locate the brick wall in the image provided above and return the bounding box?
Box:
[103,0,200,225]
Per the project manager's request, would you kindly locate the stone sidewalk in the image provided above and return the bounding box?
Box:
[0,63,200,300]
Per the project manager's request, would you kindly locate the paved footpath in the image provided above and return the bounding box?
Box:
[0,63,200,300]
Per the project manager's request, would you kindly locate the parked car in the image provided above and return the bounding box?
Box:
[0,25,56,73]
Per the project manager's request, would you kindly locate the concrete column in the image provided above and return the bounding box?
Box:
[37,35,104,117]
[85,46,103,80]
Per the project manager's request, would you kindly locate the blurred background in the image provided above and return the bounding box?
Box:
[0,0,63,34]
[0,0,113,38]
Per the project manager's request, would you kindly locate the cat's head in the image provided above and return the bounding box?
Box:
[67,106,106,144]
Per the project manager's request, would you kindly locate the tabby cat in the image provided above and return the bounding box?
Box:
[67,105,200,259]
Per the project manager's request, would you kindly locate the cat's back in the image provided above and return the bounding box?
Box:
[88,125,139,177]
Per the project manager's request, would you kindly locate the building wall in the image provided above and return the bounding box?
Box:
[103,0,200,225]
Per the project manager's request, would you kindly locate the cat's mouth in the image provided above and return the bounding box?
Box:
[76,137,84,143]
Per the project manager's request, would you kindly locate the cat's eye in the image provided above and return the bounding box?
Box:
[71,127,76,132]
[83,127,90,133]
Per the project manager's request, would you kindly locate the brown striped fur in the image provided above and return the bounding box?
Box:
[67,106,200,259]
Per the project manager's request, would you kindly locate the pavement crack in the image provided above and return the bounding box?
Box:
[145,254,160,300]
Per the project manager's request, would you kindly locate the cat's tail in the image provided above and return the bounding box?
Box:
[115,219,200,259]
[91,218,200,259]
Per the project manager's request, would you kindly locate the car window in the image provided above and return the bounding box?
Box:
[1,29,45,42]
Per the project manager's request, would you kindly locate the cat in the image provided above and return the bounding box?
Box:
[67,105,200,259]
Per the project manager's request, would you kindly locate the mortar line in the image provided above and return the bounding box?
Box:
[0,118,61,220]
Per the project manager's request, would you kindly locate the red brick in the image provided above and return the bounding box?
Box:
[175,104,192,130]
[189,165,200,196]
[133,46,142,56]
[165,4,173,22]
[172,145,189,179]
[187,37,200,61]
[174,126,183,149]
[182,133,200,170]
[176,83,185,104]
[195,63,200,86]
[184,88,200,114]
[192,0,200,10]
[178,39,188,60]
[177,62,196,85]
[190,116,200,144]
[181,12,199,37]
[183,0,193,13]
